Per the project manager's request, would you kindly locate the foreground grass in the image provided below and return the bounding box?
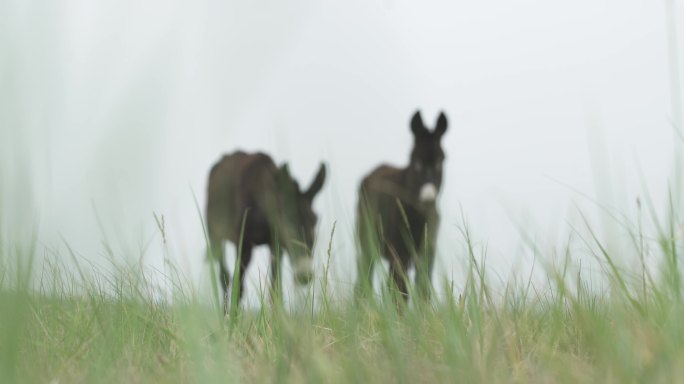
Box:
[3,192,684,383]
[2,259,684,384]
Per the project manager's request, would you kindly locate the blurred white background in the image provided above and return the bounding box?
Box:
[1,0,682,305]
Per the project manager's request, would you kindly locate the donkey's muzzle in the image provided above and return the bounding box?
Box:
[295,271,313,285]
[419,183,438,202]
[294,257,314,285]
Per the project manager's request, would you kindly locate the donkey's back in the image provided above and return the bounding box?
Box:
[206,151,277,245]
[359,164,405,203]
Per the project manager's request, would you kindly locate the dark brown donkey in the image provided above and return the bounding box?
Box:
[355,111,448,303]
[206,151,326,311]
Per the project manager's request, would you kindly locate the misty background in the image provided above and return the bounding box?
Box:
[1,0,682,305]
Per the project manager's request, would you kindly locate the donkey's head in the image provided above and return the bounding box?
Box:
[408,110,448,204]
[276,163,327,285]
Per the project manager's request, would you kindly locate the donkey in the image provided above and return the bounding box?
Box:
[206,151,326,312]
[355,111,448,303]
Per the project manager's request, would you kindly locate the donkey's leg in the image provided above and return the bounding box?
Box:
[355,252,375,299]
[416,217,439,302]
[354,215,381,300]
[220,260,231,315]
[234,243,253,305]
[269,244,283,304]
[354,232,380,299]
[388,253,410,306]
[208,236,230,315]
[415,249,435,302]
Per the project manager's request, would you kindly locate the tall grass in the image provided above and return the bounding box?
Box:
[2,187,684,383]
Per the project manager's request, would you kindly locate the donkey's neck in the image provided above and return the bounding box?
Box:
[396,166,437,211]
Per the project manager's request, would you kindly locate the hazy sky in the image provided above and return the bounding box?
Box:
[2,0,683,304]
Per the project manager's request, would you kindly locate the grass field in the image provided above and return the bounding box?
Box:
[2,201,684,384]
[3,2,684,383]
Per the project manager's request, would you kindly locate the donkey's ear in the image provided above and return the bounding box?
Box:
[278,163,291,181]
[410,110,428,137]
[305,163,326,200]
[434,112,448,137]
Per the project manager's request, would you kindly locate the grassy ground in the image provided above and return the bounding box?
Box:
[2,209,684,384]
